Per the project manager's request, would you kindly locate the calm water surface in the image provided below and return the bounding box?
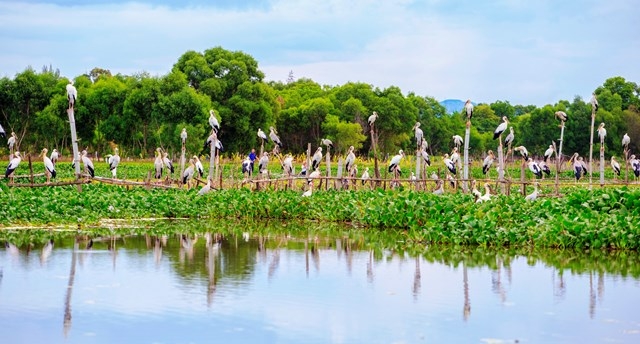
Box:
[0,228,639,344]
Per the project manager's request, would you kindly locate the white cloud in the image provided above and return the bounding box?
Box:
[0,0,638,106]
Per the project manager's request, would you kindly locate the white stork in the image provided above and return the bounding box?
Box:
[269,127,283,149]
[106,147,121,178]
[162,151,174,174]
[539,160,551,177]
[308,167,321,185]
[80,150,94,178]
[420,146,431,166]
[504,127,515,147]
[66,79,77,109]
[528,160,543,179]
[257,128,268,144]
[450,147,460,165]
[514,146,529,161]
[368,111,378,128]
[412,122,423,149]
[258,152,269,174]
[493,116,508,140]
[4,151,21,181]
[443,153,456,175]
[193,156,204,178]
[242,156,252,177]
[611,156,621,176]
[597,123,606,145]
[590,93,599,113]
[198,178,212,195]
[283,153,294,176]
[388,150,405,175]
[420,138,428,151]
[7,132,16,151]
[209,109,220,133]
[475,183,492,203]
[154,148,164,179]
[630,155,640,179]
[180,128,188,145]
[432,179,444,195]
[361,167,370,185]
[302,183,313,197]
[555,111,567,122]
[321,138,334,150]
[50,148,59,166]
[525,183,539,201]
[482,150,495,175]
[183,158,195,186]
[0,122,5,139]
[543,145,554,162]
[452,135,463,149]
[345,146,356,174]
[311,147,323,170]
[622,133,630,148]
[464,100,473,121]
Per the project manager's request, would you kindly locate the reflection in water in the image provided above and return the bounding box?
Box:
[63,240,78,338]
[1,229,639,344]
[462,262,471,321]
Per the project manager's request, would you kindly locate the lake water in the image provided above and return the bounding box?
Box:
[1,226,639,344]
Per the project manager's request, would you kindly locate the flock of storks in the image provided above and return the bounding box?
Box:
[2,82,640,201]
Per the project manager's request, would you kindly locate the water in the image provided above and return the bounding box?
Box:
[1,230,639,343]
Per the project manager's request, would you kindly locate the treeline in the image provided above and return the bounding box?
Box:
[1,46,639,160]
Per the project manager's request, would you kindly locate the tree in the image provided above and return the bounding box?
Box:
[321,115,366,153]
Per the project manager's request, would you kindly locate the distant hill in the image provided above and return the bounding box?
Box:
[439,99,466,114]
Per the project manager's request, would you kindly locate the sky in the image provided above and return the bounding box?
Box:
[1,0,638,106]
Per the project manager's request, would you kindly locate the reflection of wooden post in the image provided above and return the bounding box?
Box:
[463,122,471,192]
[67,108,82,192]
[463,262,470,321]
[63,241,78,338]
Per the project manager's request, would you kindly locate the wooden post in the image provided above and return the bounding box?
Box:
[67,108,82,192]
[553,142,560,196]
[599,143,605,187]
[558,120,566,171]
[336,158,343,190]
[520,159,526,196]
[497,137,505,193]
[415,148,421,191]
[28,155,34,185]
[325,146,331,190]
[180,141,186,185]
[463,122,471,192]
[588,108,595,189]
[370,124,380,183]
[208,131,217,184]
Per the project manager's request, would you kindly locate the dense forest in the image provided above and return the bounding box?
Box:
[1,46,639,160]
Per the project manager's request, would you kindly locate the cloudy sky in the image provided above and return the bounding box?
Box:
[1,0,638,106]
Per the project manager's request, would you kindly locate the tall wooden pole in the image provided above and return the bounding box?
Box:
[208,131,217,185]
[497,136,505,193]
[371,125,380,182]
[463,121,471,192]
[599,140,605,187]
[588,109,595,189]
[67,108,82,192]
[325,146,331,190]
[180,140,186,185]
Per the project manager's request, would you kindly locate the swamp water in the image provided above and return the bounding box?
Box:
[0,221,639,343]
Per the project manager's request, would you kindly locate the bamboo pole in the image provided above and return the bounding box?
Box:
[600,143,605,187]
[497,136,505,193]
[371,123,380,183]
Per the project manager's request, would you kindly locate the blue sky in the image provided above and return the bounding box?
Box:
[1,0,638,106]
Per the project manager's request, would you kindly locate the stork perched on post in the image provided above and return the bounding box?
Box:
[181,128,188,146]
[345,146,356,176]
[590,93,599,113]
[258,152,269,175]
[66,79,77,109]
[555,111,567,122]
[622,133,630,149]
[80,149,94,178]
[611,156,621,178]
[544,145,554,162]
[368,111,378,129]
[453,135,463,149]
[41,148,56,183]
[597,123,607,145]
[282,153,294,177]
[514,146,529,161]
[412,122,423,150]
[193,156,204,178]
[242,156,252,178]
[443,153,456,175]
[209,110,220,133]
[269,126,283,153]
[257,128,267,143]
[504,127,515,147]
[7,131,16,153]
[183,158,195,187]
[493,116,508,140]
[464,100,473,123]
[321,138,333,150]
